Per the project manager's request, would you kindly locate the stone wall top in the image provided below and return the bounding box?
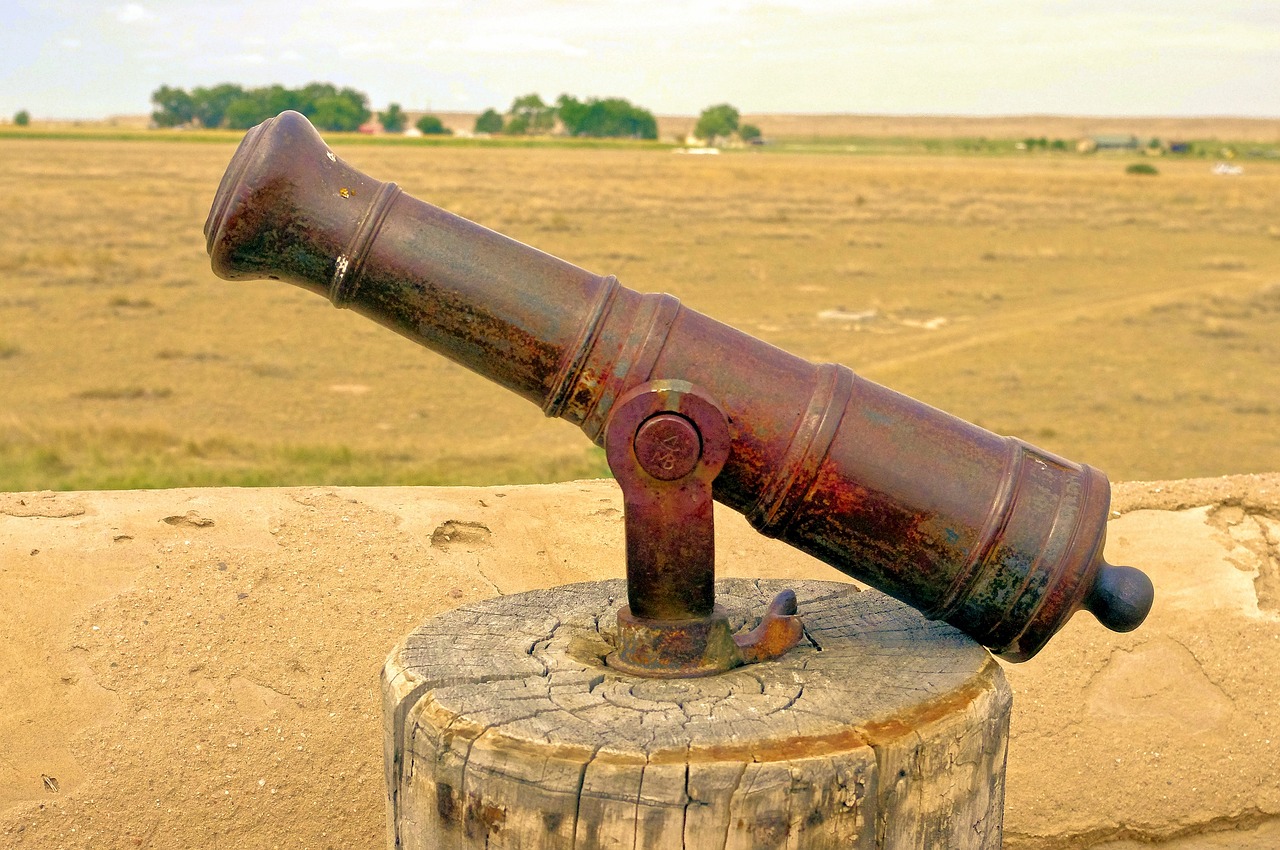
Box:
[1,473,1277,848]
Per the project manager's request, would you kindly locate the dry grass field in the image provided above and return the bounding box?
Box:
[410,111,1280,144]
[2,130,1279,492]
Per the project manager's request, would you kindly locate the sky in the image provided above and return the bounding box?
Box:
[2,1,1278,120]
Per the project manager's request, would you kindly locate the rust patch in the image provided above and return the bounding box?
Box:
[463,793,506,839]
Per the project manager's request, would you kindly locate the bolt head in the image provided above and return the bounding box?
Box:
[634,414,702,481]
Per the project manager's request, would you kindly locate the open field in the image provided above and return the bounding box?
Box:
[417,111,1280,144]
[668,113,1280,144]
[8,111,1280,148]
[270,111,1280,144]
[1,134,1279,491]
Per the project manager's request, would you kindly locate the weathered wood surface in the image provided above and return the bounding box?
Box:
[383,579,1011,850]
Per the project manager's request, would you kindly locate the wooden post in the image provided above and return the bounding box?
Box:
[383,579,1011,850]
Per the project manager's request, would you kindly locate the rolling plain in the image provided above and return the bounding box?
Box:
[3,118,1280,849]
[2,123,1279,492]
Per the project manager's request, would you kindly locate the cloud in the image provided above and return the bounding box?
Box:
[115,3,155,23]
[219,52,268,65]
[427,33,589,58]
[58,37,81,49]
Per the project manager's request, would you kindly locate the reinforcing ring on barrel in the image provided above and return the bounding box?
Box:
[604,379,804,678]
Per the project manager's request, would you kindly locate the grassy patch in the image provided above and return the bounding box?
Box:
[74,387,173,400]
[0,427,611,491]
[108,296,155,309]
[0,126,673,151]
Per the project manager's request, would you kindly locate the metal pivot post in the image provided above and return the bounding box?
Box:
[604,379,804,677]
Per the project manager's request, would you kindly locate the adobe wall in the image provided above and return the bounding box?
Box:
[1,474,1277,848]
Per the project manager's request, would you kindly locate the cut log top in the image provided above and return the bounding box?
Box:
[384,579,1010,850]
[387,579,995,760]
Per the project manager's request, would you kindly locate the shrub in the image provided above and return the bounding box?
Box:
[694,103,740,141]
[555,94,657,139]
[1126,163,1159,175]
[13,109,30,126]
[505,93,555,135]
[415,115,451,135]
[149,83,369,131]
[379,103,407,133]
[474,108,504,134]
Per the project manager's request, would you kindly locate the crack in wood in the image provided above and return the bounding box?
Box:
[386,579,1007,848]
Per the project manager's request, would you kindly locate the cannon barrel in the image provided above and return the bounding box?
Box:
[205,111,1152,661]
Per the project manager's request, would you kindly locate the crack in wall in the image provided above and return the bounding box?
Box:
[1007,808,1280,850]
[1208,504,1280,612]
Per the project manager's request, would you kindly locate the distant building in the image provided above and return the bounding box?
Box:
[1078,134,1140,153]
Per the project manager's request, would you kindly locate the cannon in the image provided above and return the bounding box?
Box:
[205,111,1153,674]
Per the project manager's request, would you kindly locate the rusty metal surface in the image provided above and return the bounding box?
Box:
[603,380,803,676]
[204,110,1155,662]
[605,380,729,620]
[610,592,804,678]
[734,589,804,665]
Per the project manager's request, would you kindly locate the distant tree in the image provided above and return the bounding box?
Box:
[190,83,245,129]
[295,82,338,112]
[213,83,302,129]
[258,84,301,117]
[556,95,591,135]
[557,94,657,139]
[308,88,370,132]
[224,91,275,130]
[739,123,762,143]
[146,82,371,131]
[694,103,740,142]
[13,109,30,127]
[415,114,452,135]
[474,108,504,134]
[150,86,193,127]
[379,103,407,133]
[506,93,555,135]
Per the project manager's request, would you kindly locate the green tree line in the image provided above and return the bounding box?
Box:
[477,92,658,139]
[150,83,371,131]
[149,83,758,145]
